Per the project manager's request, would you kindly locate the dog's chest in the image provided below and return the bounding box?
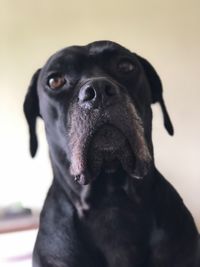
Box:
[78,187,151,266]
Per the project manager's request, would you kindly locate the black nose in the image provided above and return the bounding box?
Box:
[78,78,119,108]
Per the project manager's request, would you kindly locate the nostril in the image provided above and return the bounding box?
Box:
[79,86,96,102]
[104,84,116,97]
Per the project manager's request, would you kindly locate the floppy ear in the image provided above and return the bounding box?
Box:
[137,55,174,136]
[23,69,41,157]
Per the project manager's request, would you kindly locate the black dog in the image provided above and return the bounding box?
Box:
[24,41,199,267]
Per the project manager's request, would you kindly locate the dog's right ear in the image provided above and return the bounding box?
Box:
[23,69,41,157]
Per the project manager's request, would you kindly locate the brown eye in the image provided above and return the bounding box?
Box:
[48,75,66,90]
[118,60,135,73]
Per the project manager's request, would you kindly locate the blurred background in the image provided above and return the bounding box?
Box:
[0,0,199,265]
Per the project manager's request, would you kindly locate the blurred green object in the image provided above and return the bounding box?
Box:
[0,202,32,220]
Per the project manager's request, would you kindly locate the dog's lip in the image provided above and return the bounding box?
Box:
[95,146,119,152]
[87,123,136,177]
[91,124,127,152]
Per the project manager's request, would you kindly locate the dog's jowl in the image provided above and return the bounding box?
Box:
[24,41,199,267]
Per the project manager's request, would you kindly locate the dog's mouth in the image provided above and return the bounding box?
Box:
[92,124,126,152]
[70,124,136,185]
[68,102,152,185]
[88,124,136,175]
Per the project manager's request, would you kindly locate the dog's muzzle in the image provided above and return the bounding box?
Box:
[68,77,152,185]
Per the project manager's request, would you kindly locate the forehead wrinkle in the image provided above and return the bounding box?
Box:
[87,42,118,56]
[87,41,131,56]
[41,41,133,76]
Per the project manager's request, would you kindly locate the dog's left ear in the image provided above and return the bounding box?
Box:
[23,69,41,157]
[137,55,174,136]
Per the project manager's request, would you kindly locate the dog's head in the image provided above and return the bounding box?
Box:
[24,41,173,185]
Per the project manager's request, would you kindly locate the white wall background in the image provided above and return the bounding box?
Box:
[0,0,199,229]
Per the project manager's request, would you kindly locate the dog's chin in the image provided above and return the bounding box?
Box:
[71,125,137,185]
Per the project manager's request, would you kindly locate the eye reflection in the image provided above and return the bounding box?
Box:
[48,74,66,90]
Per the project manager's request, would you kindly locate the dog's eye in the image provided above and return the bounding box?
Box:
[117,60,135,74]
[48,74,66,90]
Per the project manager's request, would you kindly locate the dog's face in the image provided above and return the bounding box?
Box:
[24,41,173,185]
